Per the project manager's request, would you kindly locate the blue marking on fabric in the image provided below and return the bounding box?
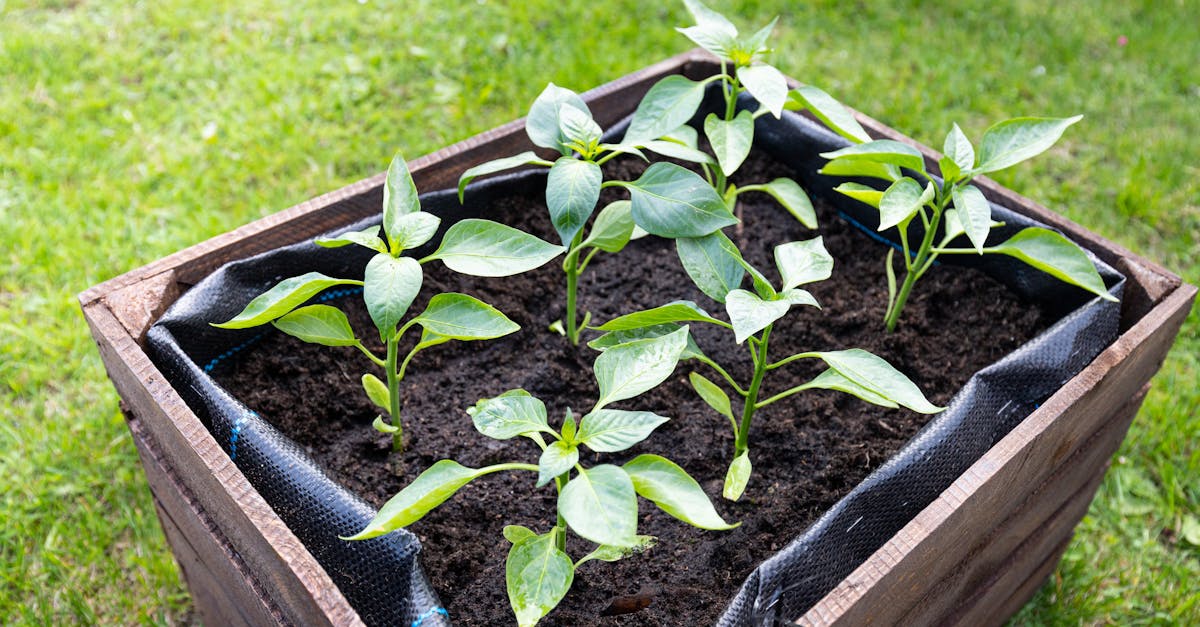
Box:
[836,210,939,266]
[229,411,254,461]
[411,607,448,626]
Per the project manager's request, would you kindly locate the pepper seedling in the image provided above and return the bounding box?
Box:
[591,235,942,500]
[214,152,562,451]
[821,116,1116,331]
[457,82,738,345]
[344,327,736,626]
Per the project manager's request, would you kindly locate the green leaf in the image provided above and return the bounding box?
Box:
[587,324,707,362]
[737,64,788,118]
[411,292,519,340]
[676,231,745,303]
[467,391,553,440]
[213,272,362,329]
[594,300,724,331]
[558,465,639,547]
[677,24,736,58]
[725,289,789,344]
[537,441,579,487]
[503,524,536,545]
[938,156,961,183]
[704,110,754,177]
[577,409,669,453]
[944,123,975,173]
[878,177,927,231]
[459,151,548,201]
[742,16,777,56]
[576,536,656,565]
[593,326,688,410]
[782,288,819,308]
[688,372,732,420]
[526,83,591,153]
[798,368,898,408]
[814,349,943,413]
[750,178,815,228]
[624,75,709,145]
[785,85,871,143]
[372,416,399,434]
[942,209,1003,243]
[682,0,738,35]
[558,105,602,148]
[741,256,778,300]
[820,140,927,173]
[640,139,715,165]
[561,409,577,443]
[624,454,737,530]
[951,184,993,252]
[390,211,441,251]
[424,219,563,277]
[271,304,357,347]
[820,160,901,182]
[582,201,635,253]
[547,157,602,247]
[774,237,833,290]
[663,124,699,148]
[361,373,390,411]
[723,451,751,501]
[506,532,574,627]
[382,152,421,252]
[832,182,884,208]
[987,227,1115,301]
[364,254,422,336]
[315,226,387,253]
[974,115,1082,174]
[616,162,738,238]
[345,460,490,539]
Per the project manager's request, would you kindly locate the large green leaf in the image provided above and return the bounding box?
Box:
[820,160,901,182]
[506,532,574,627]
[785,85,871,143]
[797,369,898,408]
[704,110,754,176]
[640,139,715,165]
[623,454,737,530]
[344,460,491,539]
[774,237,833,290]
[832,182,884,208]
[689,372,733,421]
[877,177,928,231]
[576,409,669,453]
[974,116,1082,174]
[624,75,708,145]
[315,226,387,253]
[750,178,815,228]
[526,83,591,153]
[581,201,635,253]
[725,289,789,344]
[390,211,441,251]
[737,63,788,118]
[820,140,927,173]
[364,254,422,336]
[814,349,943,414]
[458,151,550,201]
[682,0,738,35]
[213,272,362,329]
[677,24,736,58]
[271,304,357,347]
[558,465,639,547]
[615,163,737,238]
[546,157,602,247]
[950,184,992,252]
[411,293,518,340]
[587,324,707,362]
[467,390,553,440]
[676,231,745,303]
[593,326,688,410]
[423,219,563,277]
[723,451,751,501]
[594,301,725,331]
[988,228,1115,301]
[943,123,975,173]
[382,152,420,252]
[575,535,656,566]
[537,441,579,487]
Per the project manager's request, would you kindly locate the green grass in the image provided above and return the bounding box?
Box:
[1,0,1196,623]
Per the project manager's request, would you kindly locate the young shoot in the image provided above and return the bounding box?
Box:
[821,116,1116,331]
[214,152,562,451]
[591,235,942,500]
[343,328,736,626]
[458,83,738,345]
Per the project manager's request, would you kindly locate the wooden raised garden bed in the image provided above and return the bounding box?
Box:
[80,50,1195,626]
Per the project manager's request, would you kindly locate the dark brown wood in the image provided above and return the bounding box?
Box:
[78,53,1196,627]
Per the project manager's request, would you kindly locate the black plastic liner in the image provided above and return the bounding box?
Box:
[146,92,1123,626]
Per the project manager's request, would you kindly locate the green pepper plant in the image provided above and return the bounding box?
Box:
[591,235,942,500]
[344,328,736,626]
[821,116,1116,331]
[457,82,739,345]
[214,153,564,451]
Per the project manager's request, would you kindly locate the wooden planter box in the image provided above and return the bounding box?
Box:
[80,50,1195,626]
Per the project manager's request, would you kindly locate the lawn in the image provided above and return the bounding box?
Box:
[1,0,1196,623]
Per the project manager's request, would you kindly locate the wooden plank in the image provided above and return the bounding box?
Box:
[83,300,363,627]
[127,410,284,626]
[894,383,1145,625]
[800,283,1196,626]
[966,537,1072,627]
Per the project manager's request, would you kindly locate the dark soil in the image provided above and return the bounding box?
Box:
[214,151,1050,626]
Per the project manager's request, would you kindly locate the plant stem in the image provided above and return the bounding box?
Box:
[884,186,950,332]
[554,475,568,552]
[563,233,585,345]
[734,325,770,457]
[385,337,403,452]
